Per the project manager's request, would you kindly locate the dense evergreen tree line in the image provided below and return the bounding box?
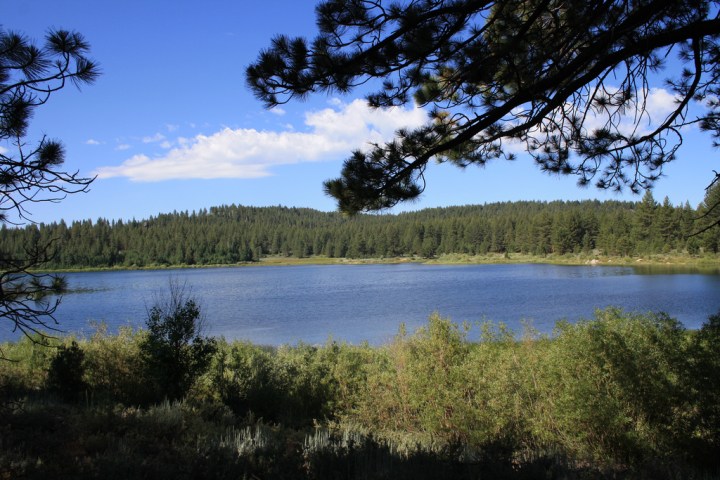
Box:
[1,190,719,269]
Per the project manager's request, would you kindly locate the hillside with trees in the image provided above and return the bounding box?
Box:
[2,189,718,270]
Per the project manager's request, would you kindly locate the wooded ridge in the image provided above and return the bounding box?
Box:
[2,191,719,269]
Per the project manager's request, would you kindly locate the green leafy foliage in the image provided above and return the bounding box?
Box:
[139,282,217,402]
[535,309,689,464]
[81,324,147,404]
[340,309,720,470]
[680,311,720,466]
[213,341,281,420]
[0,334,56,393]
[213,339,372,427]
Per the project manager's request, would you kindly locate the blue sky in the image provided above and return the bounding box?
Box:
[4,0,718,224]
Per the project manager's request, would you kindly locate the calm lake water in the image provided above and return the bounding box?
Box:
[2,263,719,345]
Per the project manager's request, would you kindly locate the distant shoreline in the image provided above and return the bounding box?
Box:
[39,252,720,273]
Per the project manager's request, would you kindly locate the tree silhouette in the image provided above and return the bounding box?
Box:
[695,173,720,243]
[0,28,99,342]
[247,0,720,213]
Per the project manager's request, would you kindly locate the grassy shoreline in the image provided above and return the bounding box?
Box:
[38,252,720,273]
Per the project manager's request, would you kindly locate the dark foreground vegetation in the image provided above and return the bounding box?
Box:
[2,189,720,269]
[2,306,719,479]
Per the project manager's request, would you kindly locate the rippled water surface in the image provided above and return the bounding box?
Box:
[3,263,718,344]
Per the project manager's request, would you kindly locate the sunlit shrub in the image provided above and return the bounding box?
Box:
[321,340,377,416]
[351,314,475,443]
[273,343,338,424]
[219,424,272,457]
[534,308,688,465]
[3,307,720,476]
[213,341,281,420]
[344,308,718,471]
[1,334,59,401]
[81,324,147,404]
[213,339,362,426]
[275,340,378,423]
[462,322,547,454]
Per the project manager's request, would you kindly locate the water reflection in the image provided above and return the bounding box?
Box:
[631,264,720,275]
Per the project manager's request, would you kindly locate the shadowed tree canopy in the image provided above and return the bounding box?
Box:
[0,28,98,341]
[696,174,720,234]
[247,0,720,214]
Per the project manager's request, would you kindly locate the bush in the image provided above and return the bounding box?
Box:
[46,341,87,402]
[82,324,147,404]
[350,314,476,441]
[139,280,217,402]
[532,308,688,466]
[213,341,282,420]
[0,334,57,397]
[213,340,365,427]
[344,308,719,472]
[3,307,720,477]
[681,310,720,467]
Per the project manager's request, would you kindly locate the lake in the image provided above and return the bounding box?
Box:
[2,263,719,345]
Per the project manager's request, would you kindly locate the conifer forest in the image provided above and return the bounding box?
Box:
[2,190,719,270]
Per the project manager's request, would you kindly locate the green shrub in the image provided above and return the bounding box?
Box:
[273,343,337,424]
[680,310,720,467]
[139,281,217,402]
[462,322,547,454]
[320,340,376,416]
[0,334,57,398]
[3,307,720,477]
[213,341,282,420]
[81,324,147,404]
[350,314,475,442]
[213,339,364,427]
[534,308,688,466]
[46,341,87,402]
[343,308,720,472]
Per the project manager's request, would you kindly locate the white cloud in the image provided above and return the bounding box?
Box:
[95,99,427,182]
[479,87,685,156]
[270,107,286,116]
[645,87,677,118]
[581,87,681,136]
[142,133,166,144]
[85,139,102,145]
[115,144,131,151]
[305,100,425,145]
